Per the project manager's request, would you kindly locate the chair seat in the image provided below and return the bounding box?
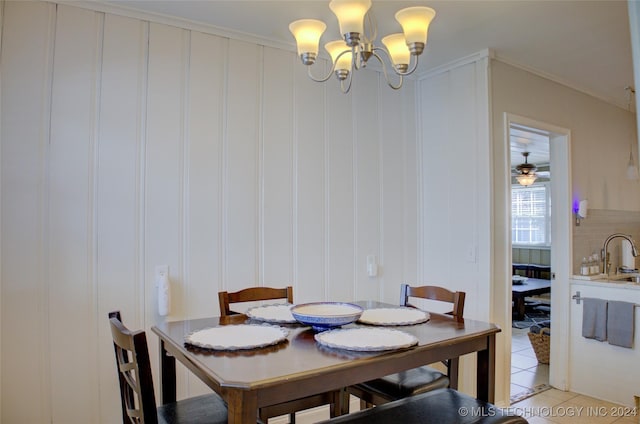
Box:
[158,393,229,424]
[320,389,528,424]
[356,366,449,400]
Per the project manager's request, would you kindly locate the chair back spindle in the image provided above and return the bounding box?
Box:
[218,286,293,317]
[400,284,465,319]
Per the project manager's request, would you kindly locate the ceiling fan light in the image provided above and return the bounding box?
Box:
[516,174,537,186]
[515,151,538,186]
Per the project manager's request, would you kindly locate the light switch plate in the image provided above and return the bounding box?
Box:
[155,265,169,284]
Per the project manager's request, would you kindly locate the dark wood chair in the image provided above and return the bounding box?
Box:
[218,286,293,317]
[345,283,466,409]
[108,311,228,424]
[319,389,528,424]
[217,287,342,423]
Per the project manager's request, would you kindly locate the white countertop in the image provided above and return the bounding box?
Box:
[571,273,640,290]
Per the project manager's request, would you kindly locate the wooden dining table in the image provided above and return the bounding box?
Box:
[151,300,500,424]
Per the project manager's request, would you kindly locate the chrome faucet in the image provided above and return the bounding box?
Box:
[601,233,639,275]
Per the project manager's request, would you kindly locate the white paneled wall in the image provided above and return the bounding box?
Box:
[1,2,55,423]
[1,2,420,422]
[418,57,492,320]
[416,56,493,398]
[97,13,148,421]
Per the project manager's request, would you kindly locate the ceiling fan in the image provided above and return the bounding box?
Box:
[512,151,548,186]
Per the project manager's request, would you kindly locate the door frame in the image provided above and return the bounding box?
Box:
[503,113,572,396]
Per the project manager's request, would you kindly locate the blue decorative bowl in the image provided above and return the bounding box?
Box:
[291,302,364,331]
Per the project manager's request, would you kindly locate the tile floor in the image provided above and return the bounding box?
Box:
[511,326,550,402]
[510,327,638,423]
[511,388,638,423]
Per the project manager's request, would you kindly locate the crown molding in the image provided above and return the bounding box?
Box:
[50,0,297,52]
[494,53,631,112]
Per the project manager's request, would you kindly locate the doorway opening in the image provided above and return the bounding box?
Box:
[503,114,572,405]
[509,123,552,402]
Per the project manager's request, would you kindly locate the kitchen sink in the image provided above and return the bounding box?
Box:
[606,273,640,283]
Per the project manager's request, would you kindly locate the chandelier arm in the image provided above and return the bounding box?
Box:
[352,45,364,71]
[372,46,420,76]
[399,54,420,76]
[306,61,338,83]
[340,67,354,93]
[371,51,402,90]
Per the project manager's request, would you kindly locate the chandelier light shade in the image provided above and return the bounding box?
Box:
[381,33,411,71]
[329,0,371,46]
[289,0,436,93]
[325,40,353,80]
[288,19,327,65]
[394,6,436,55]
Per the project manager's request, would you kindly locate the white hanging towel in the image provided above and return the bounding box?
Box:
[158,271,171,316]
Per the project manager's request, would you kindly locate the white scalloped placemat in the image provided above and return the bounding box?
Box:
[246,304,296,323]
[315,327,418,351]
[185,324,288,350]
[358,307,430,326]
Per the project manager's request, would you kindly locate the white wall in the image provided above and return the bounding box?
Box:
[490,59,640,404]
[492,60,639,213]
[0,2,418,422]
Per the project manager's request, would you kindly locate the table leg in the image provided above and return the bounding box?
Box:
[226,389,258,424]
[159,339,176,404]
[513,295,526,321]
[476,334,496,403]
[447,357,460,390]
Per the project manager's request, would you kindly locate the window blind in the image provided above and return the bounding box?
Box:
[512,184,550,246]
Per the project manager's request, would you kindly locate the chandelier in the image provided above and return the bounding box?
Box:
[288,0,436,93]
[515,152,538,187]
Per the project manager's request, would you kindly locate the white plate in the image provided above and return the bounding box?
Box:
[246,304,296,323]
[315,328,418,351]
[512,275,528,285]
[185,324,288,350]
[358,307,430,326]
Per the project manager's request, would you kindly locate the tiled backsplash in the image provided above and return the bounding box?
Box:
[573,209,640,275]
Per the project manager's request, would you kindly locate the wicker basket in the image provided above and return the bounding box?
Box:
[527,327,550,364]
